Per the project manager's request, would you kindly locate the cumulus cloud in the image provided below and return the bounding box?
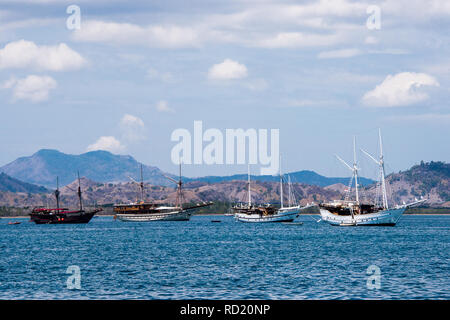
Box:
[208,59,248,80]
[362,72,440,107]
[87,114,146,153]
[0,40,86,71]
[121,114,144,127]
[318,48,362,59]
[72,20,200,48]
[156,100,175,113]
[120,114,146,142]
[86,136,125,153]
[1,75,57,102]
[255,32,344,48]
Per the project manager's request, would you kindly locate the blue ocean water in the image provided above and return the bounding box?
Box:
[0,215,449,299]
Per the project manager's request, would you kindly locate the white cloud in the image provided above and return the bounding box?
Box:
[255,32,345,48]
[318,48,363,59]
[0,40,86,71]
[2,75,57,102]
[72,20,200,48]
[87,114,145,153]
[156,100,175,113]
[120,114,146,142]
[120,114,144,127]
[208,59,248,80]
[362,72,440,107]
[86,136,125,153]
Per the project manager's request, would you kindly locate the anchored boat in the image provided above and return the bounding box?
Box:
[29,174,101,224]
[319,130,425,226]
[114,164,212,222]
[234,162,310,223]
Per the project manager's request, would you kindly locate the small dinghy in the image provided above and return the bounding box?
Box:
[8,221,21,225]
[211,220,222,223]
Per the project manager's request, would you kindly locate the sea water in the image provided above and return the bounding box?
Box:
[0,215,448,299]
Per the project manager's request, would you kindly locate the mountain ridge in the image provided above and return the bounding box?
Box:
[0,173,49,193]
[0,149,172,187]
[0,149,375,188]
[0,161,448,208]
[186,170,374,187]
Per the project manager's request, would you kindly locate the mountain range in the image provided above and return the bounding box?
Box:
[0,149,374,189]
[0,160,448,208]
[0,149,172,187]
[0,173,48,193]
[188,170,374,187]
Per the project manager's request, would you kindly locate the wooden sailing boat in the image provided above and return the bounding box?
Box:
[232,165,278,221]
[113,164,212,222]
[233,160,311,223]
[319,130,425,226]
[29,173,101,224]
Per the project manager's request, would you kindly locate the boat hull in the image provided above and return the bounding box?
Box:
[29,210,98,224]
[235,207,300,223]
[116,209,192,222]
[319,207,406,226]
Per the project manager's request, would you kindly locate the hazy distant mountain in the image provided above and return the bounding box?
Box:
[186,170,375,187]
[0,173,48,193]
[0,149,375,189]
[0,149,173,187]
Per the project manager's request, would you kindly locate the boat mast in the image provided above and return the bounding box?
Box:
[353,136,359,203]
[247,164,251,207]
[360,129,389,209]
[288,175,292,207]
[55,176,60,209]
[161,159,184,208]
[77,171,83,211]
[335,137,360,204]
[379,129,388,209]
[175,161,184,208]
[280,155,283,209]
[140,164,144,203]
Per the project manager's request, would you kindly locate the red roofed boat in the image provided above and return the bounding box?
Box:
[29,173,101,224]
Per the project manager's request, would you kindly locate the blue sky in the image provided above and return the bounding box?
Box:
[0,0,449,179]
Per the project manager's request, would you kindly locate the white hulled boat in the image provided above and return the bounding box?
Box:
[319,130,425,226]
[114,164,212,222]
[234,162,310,223]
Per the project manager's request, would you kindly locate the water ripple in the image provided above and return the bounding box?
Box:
[0,215,449,299]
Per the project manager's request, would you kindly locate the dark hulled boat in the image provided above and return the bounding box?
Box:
[29,174,101,224]
[29,208,100,224]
